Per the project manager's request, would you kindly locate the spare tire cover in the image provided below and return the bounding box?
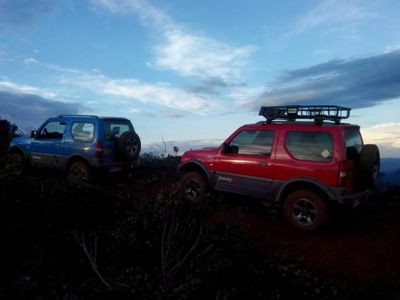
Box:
[358,144,380,188]
[118,131,141,160]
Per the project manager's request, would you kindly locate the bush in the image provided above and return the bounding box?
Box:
[0,161,338,300]
[0,118,20,156]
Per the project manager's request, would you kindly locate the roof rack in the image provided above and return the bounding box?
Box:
[56,115,99,118]
[259,105,351,125]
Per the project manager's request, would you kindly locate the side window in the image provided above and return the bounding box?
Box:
[285,131,333,162]
[103,120,133,141]
[39,121,65,140]
[71,122,95,142]
[229,130,274,156]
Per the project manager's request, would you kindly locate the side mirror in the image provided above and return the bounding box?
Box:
[222,143,238,154]
[31,130,38,138]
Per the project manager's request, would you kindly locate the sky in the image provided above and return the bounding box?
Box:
[0,0,400,157]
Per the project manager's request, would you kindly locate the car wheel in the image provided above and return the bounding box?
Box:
[68,161,90,180]
[6,152,25,174]
[358,144,380,188]
[283,190,329,232]
[118,132,141,161]
[179,171,207,203]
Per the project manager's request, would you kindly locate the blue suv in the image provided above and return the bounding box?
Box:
[8,115,141,178]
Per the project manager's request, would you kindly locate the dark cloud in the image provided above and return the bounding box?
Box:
[0,0,54,28]
[186,77,247,95]
[0,91,80,131]
[247,50,400,110]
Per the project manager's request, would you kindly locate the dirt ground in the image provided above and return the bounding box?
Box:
[206,192,400,297]
[127,174,400,293]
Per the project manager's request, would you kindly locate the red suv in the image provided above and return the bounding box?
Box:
[179,106,380,231]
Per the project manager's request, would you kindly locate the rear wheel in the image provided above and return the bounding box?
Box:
[68,161,90,180]
[179,171,207,203]
[283,190,329,232]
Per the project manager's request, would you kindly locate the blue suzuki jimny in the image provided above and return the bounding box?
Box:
[8,115,141,178]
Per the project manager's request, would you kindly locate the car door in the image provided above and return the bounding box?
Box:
[30,120,66,169]
[213,129,276,200]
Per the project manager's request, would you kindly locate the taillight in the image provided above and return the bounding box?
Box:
[95,141,103,158]
[337,161,347,187]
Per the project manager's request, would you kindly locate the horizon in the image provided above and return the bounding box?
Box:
[1,0,399,158]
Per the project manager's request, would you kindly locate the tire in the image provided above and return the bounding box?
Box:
[179,171,208,203]
[68,161,90,180]
[118,132,141,161]
[358,144,380,188]
[6,152,25,174]
[283,190,329,232]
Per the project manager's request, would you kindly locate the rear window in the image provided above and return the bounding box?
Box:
[103,119,133,141]
[285,131,333,162]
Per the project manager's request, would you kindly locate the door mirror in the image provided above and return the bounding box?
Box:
[31,130,38,138]
[222,143,239,154]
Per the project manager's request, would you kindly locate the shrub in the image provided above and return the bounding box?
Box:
[0,160,338,300]
[0,118,20,156]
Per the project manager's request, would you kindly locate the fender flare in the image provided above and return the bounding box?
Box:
[180,159,214,187]
[8,145,27,158]
[275,177,336,203]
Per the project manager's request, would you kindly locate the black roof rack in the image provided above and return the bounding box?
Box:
[259,105,351,125]
[56,115,99,118]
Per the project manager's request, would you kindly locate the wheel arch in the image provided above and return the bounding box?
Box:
[180,160,212,187]
[8,145,26,157]
[276,178,335,204]
[66,155,91,170]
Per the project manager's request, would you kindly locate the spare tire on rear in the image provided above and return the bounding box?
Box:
[118,131,141,160]
[358,144,380,188]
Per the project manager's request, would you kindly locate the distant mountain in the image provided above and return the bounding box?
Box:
[381,169,400,187]
[381,158,400,173]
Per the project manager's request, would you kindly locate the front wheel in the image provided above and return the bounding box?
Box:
[68,161,91,181]
[178,171,208,203]
[283,190,329,232]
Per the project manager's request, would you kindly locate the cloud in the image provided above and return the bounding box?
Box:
[59,71,216,113]
[292,0,376,35]
[0,0,54,28]
[90,0,254,82]
[245,50,400,110]
[13,58,217,114]
[0,91,80,131]
[24,58,39,65]
[362,122,400,158]
[103,79,212,112]
[152,30,254,81]
[0,79,57,99]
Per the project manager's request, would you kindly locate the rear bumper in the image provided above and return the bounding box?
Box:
[89,159,139,172]
[329,187,371,207]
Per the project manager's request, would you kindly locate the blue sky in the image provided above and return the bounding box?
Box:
[1,0,400,156]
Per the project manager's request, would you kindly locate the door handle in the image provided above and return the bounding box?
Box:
[258,161,271,166]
